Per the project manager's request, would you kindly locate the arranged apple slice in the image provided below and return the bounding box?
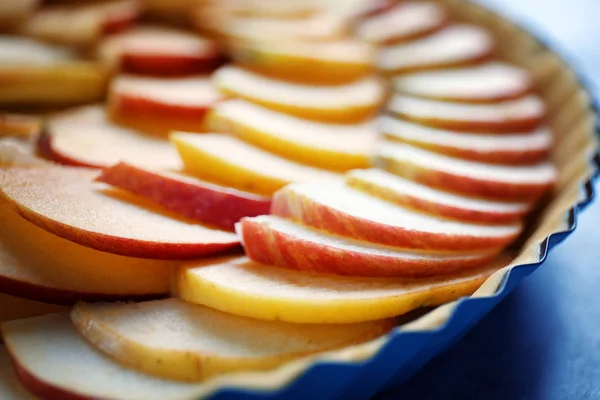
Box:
[71,298,393,381]
[0,294,67,324]
[272,182,521,251]
[0,200,173,304]
[388,94,546,132]
[380,116,552,164]
[393,63,533,103]
[3,313,204,400]
[98,26,223,75]
[355,1,447,44]
[109,74,222,134]
[212,65,385,123]
[172,133,341,196]
[0,346,34,400]
[207,100,377,171]
[375,141,557,200]
[377,25,494,74]
[0,165,239,259]
[98,162,271,231]
[239,216,496,278]
[0,114,40,139]
[172,256,502,323]
[346,169,530,224]
[39,105,181,169]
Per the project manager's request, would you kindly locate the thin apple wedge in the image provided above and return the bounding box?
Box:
[3,313,203,400]
[393,63,533,103]
[346,169,530,224]
[39,105,181,169]
[0,200,173,304]
[378,25,494,74]
[388,94,546,133]
[207,100,377,171]
[71,298,393,381]
[172,133,341,196]
[380,116,552,164]
[239,216,496,278]
[374,141,557,200]
[0,165,239,259]
[98,162,271,231]
[0,294,67,324]
[172,256,503,323]
[212,66,385,123]
[98,26,223,75]
[0,346,34,400]
[272,182,521,251]
[355,1,447,44]
[0,114,40,139]
[109,74,223,134]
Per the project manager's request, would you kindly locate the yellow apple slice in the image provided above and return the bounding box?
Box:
[207,99,377,171]
[378,25,494,74]
[380,116,552,164]
[374,141,556,200]
[393,63,533,102]
[0,294,67,325]
[172,256,502,323]
[0,345,34,400]
[71,298,393,381]
[172,133,341,196]
[356,1,447,44]
[0,165,239,259]
[212,65,385,123]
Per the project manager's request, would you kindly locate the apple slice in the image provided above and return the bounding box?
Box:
[39,105,181,169]
[71,298,393,381]
[377,25,494,74]
[97,162,271,231]
[0,294,67,324]
[0,139,45,167]
[0,114,40,139]
[374,141,556,200]
[346,169,530,224]
[355,1,447,44]
[172,133,341,196]
[239,216,496,278]
[109,74,223,134]
[98,26,223,75]
[212,65,385,123]
[272,182,521,251]
[3,313,205,400]
[207,100,377,171]
[0,346,34,400]
[388,94,546,133]
[0,165,239,259]
[380,116,552,164]
[172,256,502,323]
[18,0,140,46]
[0,200,173,305]
[393,63,533,103]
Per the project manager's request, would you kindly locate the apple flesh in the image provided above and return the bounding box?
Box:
[0,346,33,400]
[97,162,271,231]
[71,298,393,381]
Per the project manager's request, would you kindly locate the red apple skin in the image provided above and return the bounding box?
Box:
[119,52,224,76]
[36,132,102,168]
[97,162,271,231]
[270,189,520,251]
[239,218,496,278]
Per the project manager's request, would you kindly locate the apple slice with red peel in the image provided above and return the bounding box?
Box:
[0,346,34,400]
[272,182,521,251]
[0,294,68,324]
[212,65,385,123]
[172,256,504,324]
[0,165,239,259]
[239,215,496,278]
[70,298,393,381]
[375,141,557,200]
[380,116,552,164]
[388,94,546,133]
[378,25,494,74]
[109,74,222,134]
[98,26,223,75]
[207,99,377,171]
[97,162,271,231]
[172,133,341,196]
[393,63,533,103]
[0,200,173,305]
[39,105,181,169]
[356,1,447,44]
[346,169,530,224]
